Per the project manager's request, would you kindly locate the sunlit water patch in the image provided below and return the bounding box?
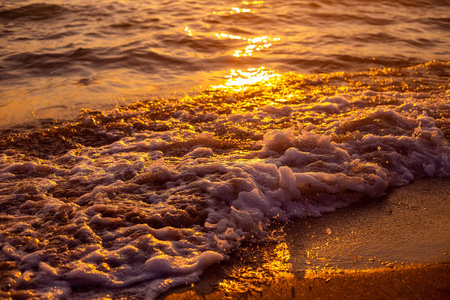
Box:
[0,61,449,299]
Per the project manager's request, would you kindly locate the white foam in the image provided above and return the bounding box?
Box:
[1,77,449,299]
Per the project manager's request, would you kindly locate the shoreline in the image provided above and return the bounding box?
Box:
[160,177,450,299]
[163,262,450,300]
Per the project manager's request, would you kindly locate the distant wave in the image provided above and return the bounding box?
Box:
[0,3,70,21]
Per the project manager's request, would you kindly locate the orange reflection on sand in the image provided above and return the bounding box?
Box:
[218,242,293,294]
[212,67,279,91]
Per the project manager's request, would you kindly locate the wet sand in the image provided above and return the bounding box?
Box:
[160,177,450,299]
[164,263,449,300]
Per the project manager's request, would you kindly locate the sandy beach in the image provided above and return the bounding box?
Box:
[163,263,449,299]
[161,177,450,299]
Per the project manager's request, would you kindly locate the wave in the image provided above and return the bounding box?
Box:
[0,3,70,21]
[0,61,449,299]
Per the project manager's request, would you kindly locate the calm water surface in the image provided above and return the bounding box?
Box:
[1,0,449,126]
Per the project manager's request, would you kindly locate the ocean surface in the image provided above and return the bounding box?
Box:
[0,0,450,299]
[1,0,450,127]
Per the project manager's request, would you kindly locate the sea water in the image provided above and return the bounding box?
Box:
[0,0,450,299]
[1,0,449,126]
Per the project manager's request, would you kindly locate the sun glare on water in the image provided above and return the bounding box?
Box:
[184,0,280,92]
[212,67,280,91]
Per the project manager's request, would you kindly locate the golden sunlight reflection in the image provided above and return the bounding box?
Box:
[212,67,280,91]
[184,26,192,36]
[209,1,280,58]
[218,242,294,294]
[214,33,281,57]
[230,7,252,14]
[242,1,265,4]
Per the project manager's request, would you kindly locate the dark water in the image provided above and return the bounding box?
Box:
[0,1,449,299]
[0,0,449,127]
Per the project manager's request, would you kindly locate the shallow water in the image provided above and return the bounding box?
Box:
[0,0,450,299]
[1,60,450,299]
[285,177,450,271]
[1,0,450,127]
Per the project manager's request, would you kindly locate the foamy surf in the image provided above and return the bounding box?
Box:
[1,62,449,299]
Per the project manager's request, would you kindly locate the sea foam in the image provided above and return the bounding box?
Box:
[1,63,449,299]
